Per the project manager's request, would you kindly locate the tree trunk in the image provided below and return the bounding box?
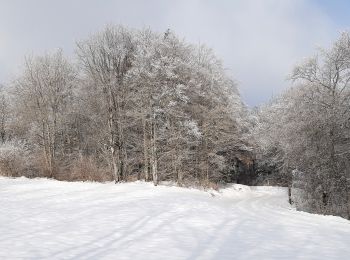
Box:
[108,92,119,183]
[111,147,119,183]
[142,116,150,181]
[151,117,158,186]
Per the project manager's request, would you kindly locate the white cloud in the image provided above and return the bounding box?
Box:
[160,0,336,105]
[0,0,339,105]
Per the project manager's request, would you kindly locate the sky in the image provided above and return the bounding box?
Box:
[0,0,349,106]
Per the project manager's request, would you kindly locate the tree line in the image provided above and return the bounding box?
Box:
[0,25,250,187]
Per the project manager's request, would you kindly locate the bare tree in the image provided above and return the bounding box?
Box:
[12,50,76,177]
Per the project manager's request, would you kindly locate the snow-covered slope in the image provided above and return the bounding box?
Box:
[0,177,349,260]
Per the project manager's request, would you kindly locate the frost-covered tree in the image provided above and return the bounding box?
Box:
[2,24,250,188]
[76,25,136,182]
[254,32,350,219]
[289,33,350,218]
[127,29,200,185]
[75,25,249,186]
[11,50,76,177]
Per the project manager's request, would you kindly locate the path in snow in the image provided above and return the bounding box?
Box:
[0,177,349,260]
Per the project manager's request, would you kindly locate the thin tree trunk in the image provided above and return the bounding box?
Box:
[151,116,158,186]
[108,91,119,183]
[116,94,125,181]
[111,147,119,183]
[142,116,149,181]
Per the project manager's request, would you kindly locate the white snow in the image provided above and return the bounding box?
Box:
[0,177,349,260]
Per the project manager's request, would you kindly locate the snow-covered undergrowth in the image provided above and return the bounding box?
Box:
[0,177,349,259]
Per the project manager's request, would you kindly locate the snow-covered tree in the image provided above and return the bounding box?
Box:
[254,32,350,219]
[76,25,136,182]
[3,24,251,188]
[11,50,76,177]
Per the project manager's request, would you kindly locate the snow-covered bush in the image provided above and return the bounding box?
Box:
[0,140,34,177]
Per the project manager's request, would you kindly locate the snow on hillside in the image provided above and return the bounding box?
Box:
[0,177,349,260]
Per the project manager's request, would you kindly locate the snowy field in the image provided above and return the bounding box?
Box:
[0,177,349,260]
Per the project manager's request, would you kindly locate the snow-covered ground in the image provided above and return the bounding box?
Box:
[0,177,349,260]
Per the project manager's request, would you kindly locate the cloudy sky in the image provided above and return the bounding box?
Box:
[0,0,349,106]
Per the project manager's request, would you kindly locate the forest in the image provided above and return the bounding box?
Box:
[0,25,349,219]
